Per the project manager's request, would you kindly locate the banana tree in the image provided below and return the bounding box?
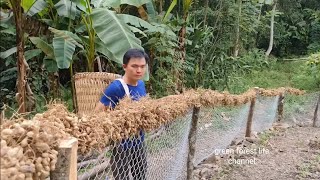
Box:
[25,0,151,111]
[1,0,54,112]
[4,0,28,113]
[26,0,150,75]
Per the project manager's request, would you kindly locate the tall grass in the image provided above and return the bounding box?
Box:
[228,60,319,94]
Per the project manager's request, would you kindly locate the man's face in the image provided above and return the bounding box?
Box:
[123,57,147,81]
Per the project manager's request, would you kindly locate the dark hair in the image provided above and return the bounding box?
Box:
[123,48,149,65]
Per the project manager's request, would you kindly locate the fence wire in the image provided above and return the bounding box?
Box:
[76,92,319,180]
[283,92,319,126]
[146,110,193,180]
[194,103,250,165]
[76,110,193,180]
[252,95,279,133]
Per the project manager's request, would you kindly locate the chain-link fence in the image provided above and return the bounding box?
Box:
[252,95,279,133]
[283,92,319,126]
[72,92,319,180]
[146,110,193,180]
[194,103,249,165]
[76,110,193,180]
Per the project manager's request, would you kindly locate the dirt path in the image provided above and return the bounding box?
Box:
[196,126,320,180]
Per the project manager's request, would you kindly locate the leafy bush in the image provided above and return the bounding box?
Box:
[306,52,320,88]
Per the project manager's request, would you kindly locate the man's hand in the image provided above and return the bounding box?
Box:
[94,102,106,113]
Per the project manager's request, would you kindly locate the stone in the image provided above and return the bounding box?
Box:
[245,137,259,144]
[200,153,219,164]
[200,167,211,177]
[231,137,243,146]
[273,122,291,130]
[243,140,252,147]
[278,149,285,152]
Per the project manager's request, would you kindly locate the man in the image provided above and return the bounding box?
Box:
[95,48,148,180]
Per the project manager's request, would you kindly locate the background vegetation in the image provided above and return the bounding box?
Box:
[0,0,319,115]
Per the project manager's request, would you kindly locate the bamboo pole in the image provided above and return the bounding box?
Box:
[187,106,200,180]
[312,94,320,127]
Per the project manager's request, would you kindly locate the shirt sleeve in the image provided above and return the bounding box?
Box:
[100,81,122,108]
[141,80,147,94]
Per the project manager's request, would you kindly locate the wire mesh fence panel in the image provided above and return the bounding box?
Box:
[77,147,112,180]
[74,92,317,180]
[77,136,148,180]
[76,110,192,180]
[194,103,250,165]
[283,92,319,125]
[252,95,279,133]
[145,110,193,180]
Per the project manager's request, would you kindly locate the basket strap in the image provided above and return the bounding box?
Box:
[117,78,131,98]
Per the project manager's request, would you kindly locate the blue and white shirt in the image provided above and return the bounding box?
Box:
[100,79,146,149]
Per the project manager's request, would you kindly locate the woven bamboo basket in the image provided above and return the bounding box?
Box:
[74,72,121,115]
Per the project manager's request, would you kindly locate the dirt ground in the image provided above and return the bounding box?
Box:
[194,124,320,180]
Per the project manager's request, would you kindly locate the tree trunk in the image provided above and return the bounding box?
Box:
[233,0,242,57]
[257,3,263,22]
[11,0,26,113]
[146,47,154,93]
[70,64,78,112]
[96,56,102,72]
[255,3,263,47]
[49,72,60,99]
[137,6,148,20]
[176,12,188,93]
[265,3,277,56]
[203,0,209,27]
[159,0,163,13]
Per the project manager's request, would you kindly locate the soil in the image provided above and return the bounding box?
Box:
[194,124,320,180]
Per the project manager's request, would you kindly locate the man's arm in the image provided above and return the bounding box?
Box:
[94,81,120,112]
[94,101,106,112]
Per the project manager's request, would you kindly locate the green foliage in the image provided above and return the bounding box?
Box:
[307,9,320,53]
[1,0,319,114]
[144,21,180,97]
[0,46,17,59]
[0,67,17,105]
[91,0,150,8]
[236,48,270,73]
[29,37,54,59]
[91,8,143,64]
[228,60,319,94]
[306,52,320,87]
[257,0,320,57]
[163,0,177,21]
[21,0,47,16]
[185,25,232,90]
[60,85,74,112]
[185,20,270,91]
[54,0,77,20]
